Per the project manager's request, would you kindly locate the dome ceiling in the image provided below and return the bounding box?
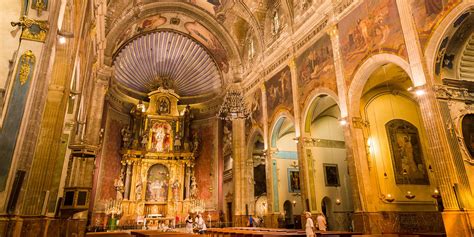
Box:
[114,31,222,97]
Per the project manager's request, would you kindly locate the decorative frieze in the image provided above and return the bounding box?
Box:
[434,84,474,103]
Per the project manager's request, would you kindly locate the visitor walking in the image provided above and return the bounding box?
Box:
[304,212,315,237]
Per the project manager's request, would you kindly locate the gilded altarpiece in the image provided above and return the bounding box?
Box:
[119,88,198,228]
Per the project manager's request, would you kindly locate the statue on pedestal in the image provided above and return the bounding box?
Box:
[121,125,132,148]
[114,174,125,201]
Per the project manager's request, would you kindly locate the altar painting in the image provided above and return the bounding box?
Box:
[146,164,170,202]
[150,122,172,152]
[386,119,429,185]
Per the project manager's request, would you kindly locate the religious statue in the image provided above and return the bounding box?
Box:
[136,179,143,201]
[190,176,198,199]
[114,174,125,201]
[121,125,132,148]
[151,122,172,152]
[141,133,148,149]
[192,131,200,153]
[171,179,180,200]
[271,10,280,35]
[157,97,170,114]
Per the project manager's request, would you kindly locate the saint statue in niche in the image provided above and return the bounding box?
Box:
[157,97,170,114]
[386,119,429,185]
[150,122,172,152]
[271,9,280,35]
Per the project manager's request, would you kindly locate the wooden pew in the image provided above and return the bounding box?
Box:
[130,230,195,237]
[315,231,363,237]
[85,232,132,237]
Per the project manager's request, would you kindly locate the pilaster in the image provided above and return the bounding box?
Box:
[232,118,247,225]
[397,0,473,235]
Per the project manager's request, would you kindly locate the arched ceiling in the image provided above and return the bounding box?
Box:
[114,31,222,97]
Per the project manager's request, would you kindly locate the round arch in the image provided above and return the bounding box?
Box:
[424,3,474,79]
[301,89,340,135]
[269,111,296,148]
[347,54,412,117]
[104,2,242,67]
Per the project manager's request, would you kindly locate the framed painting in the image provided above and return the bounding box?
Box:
[323,164,340,187]
[386,119,429,185]
[287,168,300,193]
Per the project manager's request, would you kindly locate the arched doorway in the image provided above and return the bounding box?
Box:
[321,197,332,230]
[303,95,353,231]
[270,116,302,228]
[283,200,294,228]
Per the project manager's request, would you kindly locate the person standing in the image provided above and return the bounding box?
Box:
[185,215,193,233]
[304,212,315,237]
[316,213,327,231]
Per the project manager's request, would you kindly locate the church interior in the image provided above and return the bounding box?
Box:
[0,0,474,236]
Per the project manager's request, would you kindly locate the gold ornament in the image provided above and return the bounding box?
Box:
[18,50,36,85]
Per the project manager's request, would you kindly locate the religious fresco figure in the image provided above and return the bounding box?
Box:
[146,164,170,202]
[386,119,429,185]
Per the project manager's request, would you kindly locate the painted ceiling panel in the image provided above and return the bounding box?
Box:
[114,31,222,97]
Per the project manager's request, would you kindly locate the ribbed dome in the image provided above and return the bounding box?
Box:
[114,31,222,97]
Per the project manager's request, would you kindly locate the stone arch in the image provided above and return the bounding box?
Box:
[269,110,296,148]
[300,88,340,135]
[347,54,412,117]
[424,2,474,79]
[104,2,242,68]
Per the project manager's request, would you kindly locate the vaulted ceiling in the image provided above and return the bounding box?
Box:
[114,31,222,97]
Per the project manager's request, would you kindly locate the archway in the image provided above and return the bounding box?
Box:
[303,94,353,231]
[270,116,302,227]
[321,197,332,230]
[359,63,442,232]
[283,200,294,228]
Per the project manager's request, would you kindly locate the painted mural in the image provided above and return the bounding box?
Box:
[296,34,337,108]
[146,164,170,202]
[410,0,462,49]
[184,21,229,73]
[188,0,224,15]
[115,15,167,49]
[386,119,429,185]
[265,66,293,119]
[249,88,263,127]
[338,0,407,85]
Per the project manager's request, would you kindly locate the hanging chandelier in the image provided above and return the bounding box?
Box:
[217,87,250,120]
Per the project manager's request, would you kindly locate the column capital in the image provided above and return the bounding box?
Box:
[288,57,297,70]
[326,24,339,38]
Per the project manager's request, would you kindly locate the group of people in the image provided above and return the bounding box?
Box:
[185,213,207,234]
[304,212,327,237]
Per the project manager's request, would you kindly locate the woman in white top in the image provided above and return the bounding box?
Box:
[316,213,327,231]
[304,212,315,237]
